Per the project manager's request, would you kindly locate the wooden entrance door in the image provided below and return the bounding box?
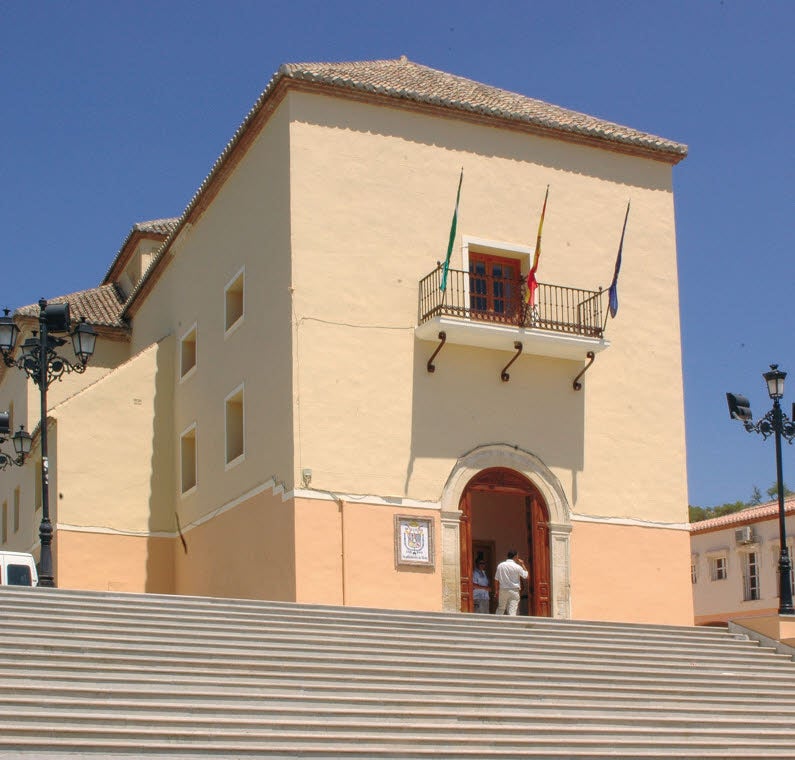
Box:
[459,492,473,612]
[459,468,551,616]
[526,494,551,616]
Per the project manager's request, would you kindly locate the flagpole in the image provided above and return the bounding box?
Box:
[604,201,630,329]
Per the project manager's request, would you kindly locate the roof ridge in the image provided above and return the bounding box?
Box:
[690,496,795,532]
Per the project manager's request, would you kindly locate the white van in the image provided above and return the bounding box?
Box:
[0,551,39,586]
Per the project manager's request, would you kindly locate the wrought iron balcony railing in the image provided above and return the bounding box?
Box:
[418,265,605,339]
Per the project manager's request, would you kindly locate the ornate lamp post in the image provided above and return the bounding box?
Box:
[0,300,96,587]
[727,364,795,615]
[0,413,32,470]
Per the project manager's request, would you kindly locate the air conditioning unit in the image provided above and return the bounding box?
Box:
[735,526,754,545]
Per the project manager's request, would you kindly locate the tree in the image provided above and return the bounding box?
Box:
[750,485,763,505]
[766,482,794,500]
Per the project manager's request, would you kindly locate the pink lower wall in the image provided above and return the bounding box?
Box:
[55,499,693,627]
[570,520,694,625]
[56,530,174,593]
[174,489,297,601]
[294,498,442,611]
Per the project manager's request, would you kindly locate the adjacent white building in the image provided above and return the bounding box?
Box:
[691,497,795,625]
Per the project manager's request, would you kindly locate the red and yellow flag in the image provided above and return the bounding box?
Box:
[525,186,549,306]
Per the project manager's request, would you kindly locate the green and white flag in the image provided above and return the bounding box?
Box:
[440,169,463,292]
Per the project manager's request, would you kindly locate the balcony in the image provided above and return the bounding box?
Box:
[416,265,610,361]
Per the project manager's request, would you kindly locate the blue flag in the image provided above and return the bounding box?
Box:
[608,202,630,318]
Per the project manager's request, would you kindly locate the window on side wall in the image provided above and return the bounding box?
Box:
[224,268,244,334]
[709,555,728,581]
[180,424,197,495]
[180,323,197,380]
[742,551,760,601]
[225,385,244,467]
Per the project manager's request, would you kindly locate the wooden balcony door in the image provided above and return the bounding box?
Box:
[468,252,522,323]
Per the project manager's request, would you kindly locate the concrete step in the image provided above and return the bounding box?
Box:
[2,586,795,758]
[9,670,795,714]
[2,631,787,674]
[0,612,777,661]
[5,697,795,730]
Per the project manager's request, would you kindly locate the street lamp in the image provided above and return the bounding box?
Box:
[0,300,96,587]
[727,364,795,615]
[0,413,32,470]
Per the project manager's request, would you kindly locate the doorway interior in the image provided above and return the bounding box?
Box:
[459,467,551,616]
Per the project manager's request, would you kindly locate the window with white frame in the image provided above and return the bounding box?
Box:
[691,555,698,584]
[742,551,761,601]
[224,385,244,466]
[709,554,728,581]
[180,323,197,380]
[180,424,197,494]
[224,268,244,333]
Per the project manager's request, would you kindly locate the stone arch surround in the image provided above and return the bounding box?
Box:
[439,444,572,618]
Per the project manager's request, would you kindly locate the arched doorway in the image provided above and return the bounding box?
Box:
[459,467,551,616]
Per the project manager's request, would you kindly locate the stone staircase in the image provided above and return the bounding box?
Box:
[1,587,795,758]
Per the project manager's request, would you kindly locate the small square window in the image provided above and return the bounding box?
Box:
[180,424,197,494]
[224,269,244,333]
[225,385,244,466]
[180,324,197,379]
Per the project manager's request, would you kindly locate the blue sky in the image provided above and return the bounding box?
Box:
[1,1,793,507]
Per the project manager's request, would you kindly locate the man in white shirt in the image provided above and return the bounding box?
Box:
[493,550,528,616]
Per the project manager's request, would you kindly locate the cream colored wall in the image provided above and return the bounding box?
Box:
[691,517,787,624]
[131,103,295,536]
[0,332,130,557]
[570,520,694,624]
[293,497,441,611]
[52,339,174,534]
[287,91,687,527]
[0,367,33,553]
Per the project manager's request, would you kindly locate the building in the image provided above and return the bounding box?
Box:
[0,57,692,624]
[691,497,795,625]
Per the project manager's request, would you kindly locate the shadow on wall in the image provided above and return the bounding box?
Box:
[145,337,176,593]
[404,341,585,495]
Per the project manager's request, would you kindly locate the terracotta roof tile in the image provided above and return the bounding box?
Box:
[132,218,180,236]
[280,57,687,159]
[15,284,127,329]
[690,496,795,533]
